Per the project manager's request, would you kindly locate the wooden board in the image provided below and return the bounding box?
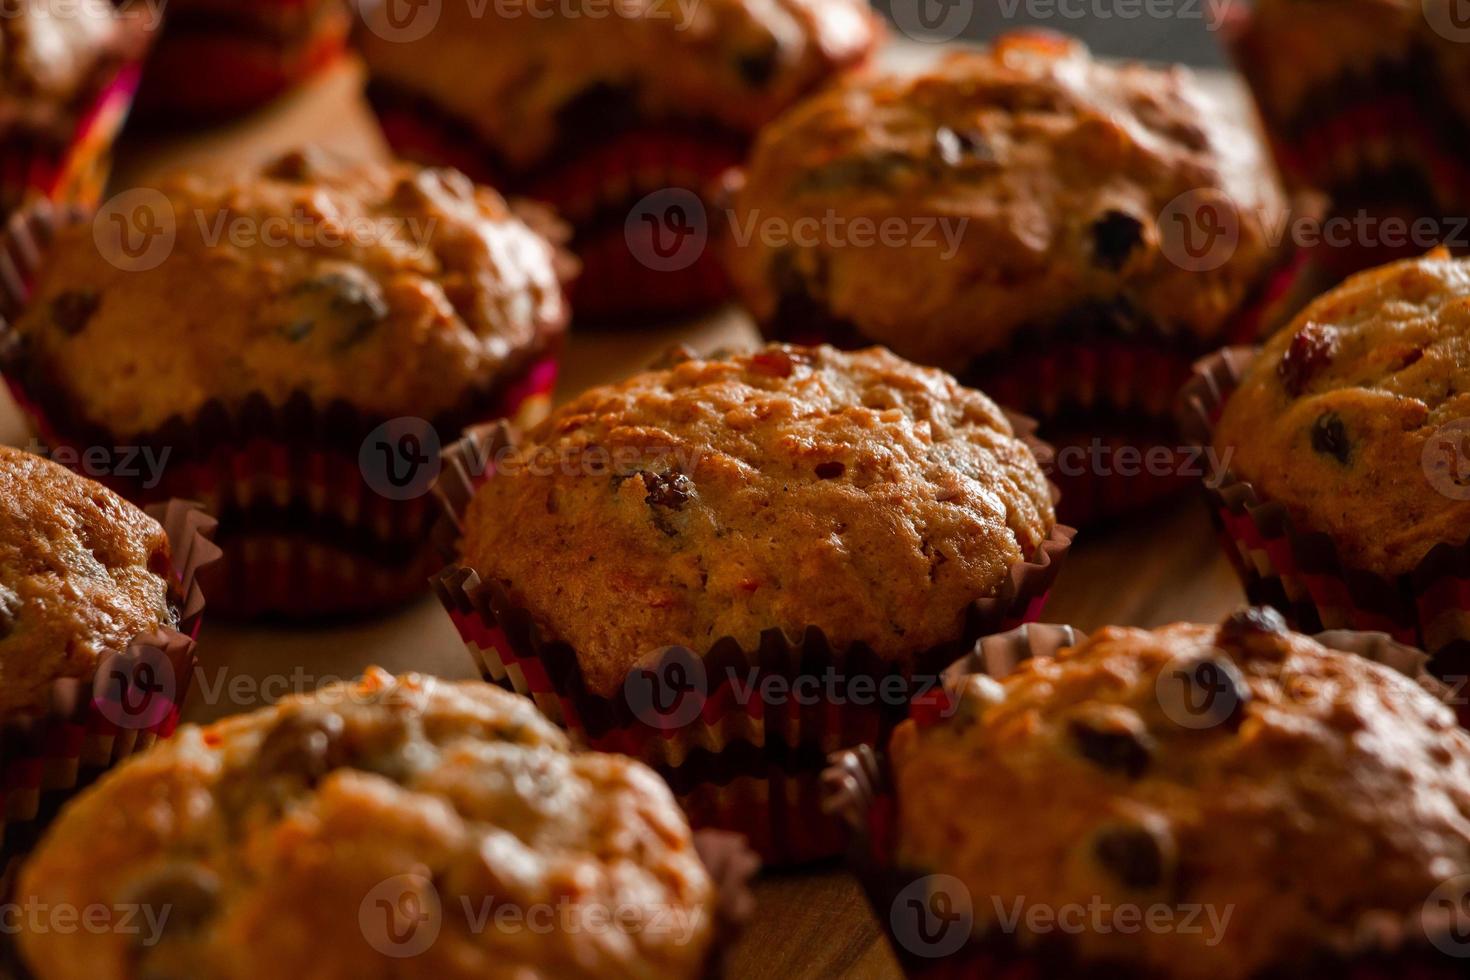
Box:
[0,51,1258,979]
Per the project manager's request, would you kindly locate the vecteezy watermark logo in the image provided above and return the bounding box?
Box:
[1423,418,1470,501]
[1425,0,1470,42]
[1158,189,1239,273]
[624,646,708,731]
[94,188,177,273]
[625,189,708,273]
[889,0,974,41]
[1155,652,1248,730]
[360,417,442,501]
[361,874,442,958]
[1424,874,1470,957]
[890,875,974,958]
[93,645,178,731]
[362,0,444,42]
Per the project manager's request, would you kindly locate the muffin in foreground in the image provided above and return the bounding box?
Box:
[355,0,881,321]
[434,343,1072,862]
[1,148,569,618]
[15,669,751,979]
[725,30,1312,526]
[1229,0,1470,271]
[826,613,1470,978]
[0,445,215,856]
[133,0,351,121]
[1192,250,1470,671]
[0,0,148,226]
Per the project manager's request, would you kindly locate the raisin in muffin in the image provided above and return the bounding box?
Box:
[3,147,569,617]
[885,611,1470,978]
[14,670,727,980]
[1231,0,1470,266]
[0,444,176,716]
[1214,251,1470,579]
[440,343,1069,863]
[725,31,1299,525]
[357,0,881,319]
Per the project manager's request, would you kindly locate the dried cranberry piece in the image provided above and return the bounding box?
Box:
[1277,322,1339,397]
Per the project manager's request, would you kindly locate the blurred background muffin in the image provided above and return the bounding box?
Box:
[0,0,148,226]
[15,669,750,979]
[1,148,568,619]
[829,611,1470,978]
[355,0,881,322]
[436,343,1070,862]
[1197,250,1470,675]
[725,31,1311,527]
[1228,0,1470,274]
[131,0,351,122]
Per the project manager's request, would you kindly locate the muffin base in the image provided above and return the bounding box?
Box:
[0,202,563,619]
[432,421,1074,865]
[822,622,1463,979]
[364,80,741,322]
[0,499,219,858]
[1180,348,1470,706]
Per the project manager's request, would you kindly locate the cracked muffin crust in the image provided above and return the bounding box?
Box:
[355,0,880,174]
[0,444,175,717]
[460,344,1056,698]
[12,148,569,435]
[15,669,719,980]
[889,611,1470,980]
[1214,251,1470,577]
[725,31,1290,372]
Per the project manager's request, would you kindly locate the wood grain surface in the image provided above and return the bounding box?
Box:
[0,50,1257,979]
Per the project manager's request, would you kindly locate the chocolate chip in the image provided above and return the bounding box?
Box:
[1090,210,1146,271]
[1157,653,1252,732]
[1068,710,1153,779]
[50,289,100,336]
[286,271,388,350]
[641,471,692,510]
[815,461,846,480]
[256,707,347,783]
[123,862,220,936]
[0,585,19,639]
[1093,824,1174,890]
[736,47,779,88]
[1278,322,1339,397]
[1310,412,1351,464]
[1217,606,1287,643]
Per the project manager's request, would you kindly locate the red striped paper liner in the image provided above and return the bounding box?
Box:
[822,621,1467,979]
[431,418,1074,864]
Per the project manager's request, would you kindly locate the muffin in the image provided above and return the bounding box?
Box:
[1229,0,1470,272]
[0,445,216,856]
[434,343,1073,862]
[355,0,881,321]
[1184,250,1470,672]
[0,148,569,618]
[0,0,148,226]
[13,668,755,979]
[825,613,1470,978]
[725,30,1315,526]
[134,0,351,121]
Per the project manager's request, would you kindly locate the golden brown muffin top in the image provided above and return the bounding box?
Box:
[725,31,1290,371]
[16,670,717,980]
[1214,251,1470,577]
[890,612,1470,980]
[0,0,124,120]
[356,0,880,170]
[0,445,174,717]
[461,344,1056,697]
[14,149,568,435]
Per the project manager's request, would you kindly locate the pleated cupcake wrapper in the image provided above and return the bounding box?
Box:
[364,80,739,321]
[0,201,563,618]
[822,622,1463,979]
[0,59,144,229]
[0,499,220,858]
[431,418,1074,863]
[1179,348,1470,705]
